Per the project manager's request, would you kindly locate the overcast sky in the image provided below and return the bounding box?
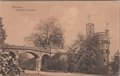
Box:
[0,1,119,59]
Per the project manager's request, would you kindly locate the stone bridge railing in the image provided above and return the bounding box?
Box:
[0,44,55,54]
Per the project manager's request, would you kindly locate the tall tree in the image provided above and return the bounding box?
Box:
[78,35,105,74]
[0,17,7,43]
[25,17,64,50]
[67,34,86,72]
[68,34,105,74]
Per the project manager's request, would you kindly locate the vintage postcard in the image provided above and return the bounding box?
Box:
[0,1,119,76]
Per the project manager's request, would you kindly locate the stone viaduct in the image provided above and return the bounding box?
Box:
[0,43,56,72]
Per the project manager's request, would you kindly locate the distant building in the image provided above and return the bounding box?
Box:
[86,22,110,65]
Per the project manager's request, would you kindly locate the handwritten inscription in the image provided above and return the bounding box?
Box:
[11,5,37,11]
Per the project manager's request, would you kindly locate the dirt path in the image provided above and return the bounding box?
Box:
[21,70,103,76]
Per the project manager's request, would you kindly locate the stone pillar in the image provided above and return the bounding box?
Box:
[15,56,19,65]
[36,57,41,72]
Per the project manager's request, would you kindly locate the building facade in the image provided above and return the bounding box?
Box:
[86,22,110,65]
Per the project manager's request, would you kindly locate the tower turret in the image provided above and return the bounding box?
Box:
[86,23,94,38]
[86,15,94,38]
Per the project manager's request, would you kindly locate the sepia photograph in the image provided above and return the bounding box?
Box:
[0,1,119,76]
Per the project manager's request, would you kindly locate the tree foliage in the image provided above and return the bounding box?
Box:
[48,52,68,72]
[67,34,86,72]
[25,17,64,50]
[68,34,105,74]
[0,17,7,42]
[111,51,120,76]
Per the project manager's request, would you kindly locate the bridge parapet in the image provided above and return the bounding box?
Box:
[0,44,53,53]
